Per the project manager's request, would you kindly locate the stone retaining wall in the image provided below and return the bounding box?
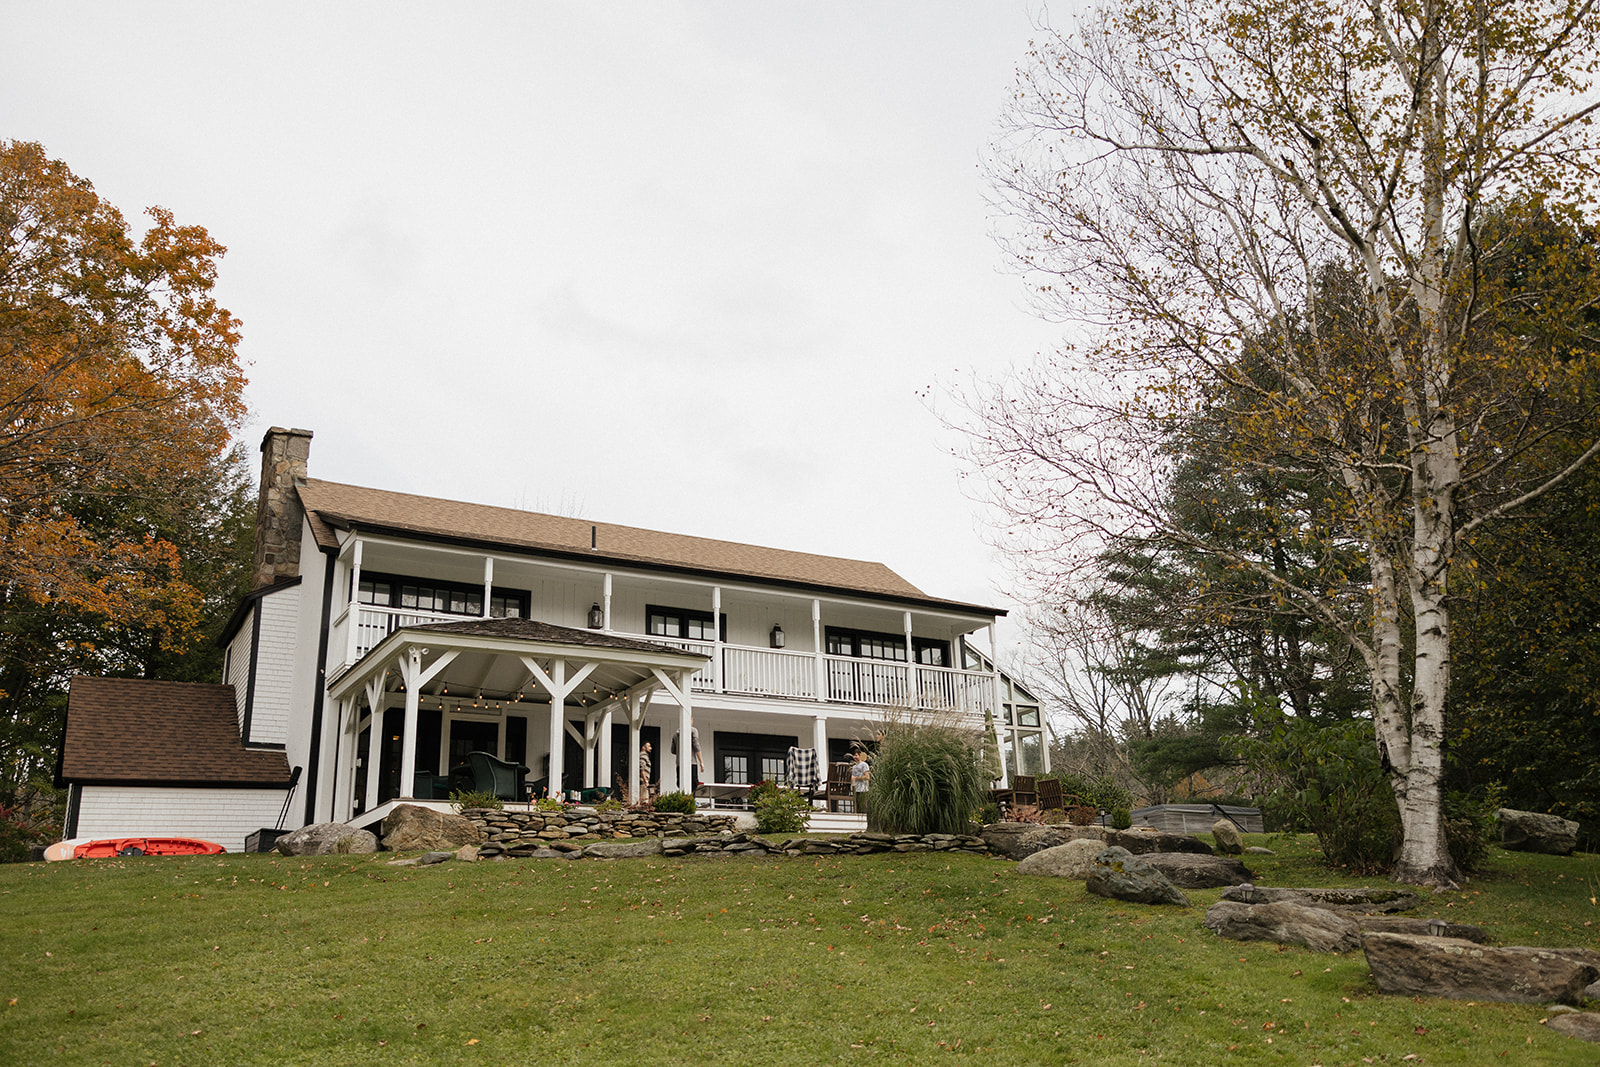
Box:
[459,808,989,860]
[463,806,738,849]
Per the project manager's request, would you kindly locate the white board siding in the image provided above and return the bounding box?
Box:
[74,786,290,854]
[248,585,301,747]
[226,609,255,732]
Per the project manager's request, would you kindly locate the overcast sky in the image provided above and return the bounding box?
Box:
[4,2,1072,657]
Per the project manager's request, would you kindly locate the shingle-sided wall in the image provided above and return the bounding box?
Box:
[73,786,290,853]
[226,609,255,733]
[248,585,301,746]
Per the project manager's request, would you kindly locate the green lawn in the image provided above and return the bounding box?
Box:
[0,834,1595,1065]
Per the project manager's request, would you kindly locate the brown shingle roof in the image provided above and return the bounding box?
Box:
[406,617,710,657]
[59,677,294,787]
[297,479,1001,615]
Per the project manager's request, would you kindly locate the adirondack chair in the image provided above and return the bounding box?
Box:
[1010,775,1038,808]
[1036,777,1065,811]
[826,762,855,813]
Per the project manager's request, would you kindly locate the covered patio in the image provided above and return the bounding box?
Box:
[326,618,707,822]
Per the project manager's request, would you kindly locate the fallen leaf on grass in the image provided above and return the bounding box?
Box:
[466,1038,479,1045]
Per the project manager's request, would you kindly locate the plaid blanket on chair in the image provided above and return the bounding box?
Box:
[786,746,820,795]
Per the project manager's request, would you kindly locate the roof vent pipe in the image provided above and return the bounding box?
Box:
[591,524,597,550]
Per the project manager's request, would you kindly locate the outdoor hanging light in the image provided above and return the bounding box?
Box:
[588,603,604,629]
[770,624,785,649]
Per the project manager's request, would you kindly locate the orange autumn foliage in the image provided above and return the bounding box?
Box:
[0,140,246,651]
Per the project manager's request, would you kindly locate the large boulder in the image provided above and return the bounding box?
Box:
[1017,838,1106,878]
[381,804,482,852]
[1362,933,1600,1005]
[275,822,378,856]
[1211,819,1244,855]
[1086,846,1190,906]
[1103,828,1214,856]
[1548,1013,1600,1043]
[1204,900,1363,953]
[1218,884,1422,914]
[1355,916,1488,943]
[1140,851,1254,888]
[583,838,665,860]
[1497,808,1580,855]
[982,822,1100,859]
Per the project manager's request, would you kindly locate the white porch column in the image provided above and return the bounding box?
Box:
[598,706,614,791]
[346,539,364,665]
[812,714,828,764]
[400,649,422,798]
[363,679,384,813]
[988,622,1004,737]
[521,655,596,799]
[625,692,646,802]
[336,698,357,821]
[711,586,722,692]
[650,668,694,795]
[395,647,459,800]
[481,556,494,618]
[904,610,915,708]
[546,659,566,798]
[812,599,825,701]
[602,573,612,630]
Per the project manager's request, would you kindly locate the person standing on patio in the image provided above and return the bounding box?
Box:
[851,749,871,815]
[639,741,654,802]
[672,723,705,793]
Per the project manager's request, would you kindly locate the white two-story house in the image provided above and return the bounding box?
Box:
[57,428,1046,850]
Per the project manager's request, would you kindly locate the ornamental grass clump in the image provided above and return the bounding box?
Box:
[866,722,986,836]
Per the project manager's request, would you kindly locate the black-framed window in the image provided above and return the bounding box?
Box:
[825,627,951,666]
[714,731,797,785]
[826,626,905,661]
[646,604,726,642]
[356,571,530,620]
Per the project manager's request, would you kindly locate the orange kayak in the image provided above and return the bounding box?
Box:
[57,837,226,859]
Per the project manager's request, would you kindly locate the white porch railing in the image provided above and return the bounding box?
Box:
[334,604,463,666]
[722,646,818,699]
[639,637,717,690]
[329,608,996,717]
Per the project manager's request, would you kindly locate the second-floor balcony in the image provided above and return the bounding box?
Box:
[333,604,995,716]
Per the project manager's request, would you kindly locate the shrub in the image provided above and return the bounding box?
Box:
[1043,773,1131,815]
[534,797,566,813]
[1229,712,1400,873]
[1110,807,1132,830]
[1442,786,1502,874]
[450,789,502,811]
[867,722,986,836]
[594,797,626,814]
[754,788,812,834]
[1067,804,1099,826]
[975,801,1003,827]
[654,791,697,815]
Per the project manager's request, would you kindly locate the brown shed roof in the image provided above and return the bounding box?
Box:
[297,479,1002,616]
[59,677,294,787]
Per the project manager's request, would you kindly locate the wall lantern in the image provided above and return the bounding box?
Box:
[770,624,785,649]
[588,603,604,629]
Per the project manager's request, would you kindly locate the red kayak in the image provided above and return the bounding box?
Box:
[64,837,226,859]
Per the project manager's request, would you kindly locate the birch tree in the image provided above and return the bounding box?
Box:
[971,0,1600,885]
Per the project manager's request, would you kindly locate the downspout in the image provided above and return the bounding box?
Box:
[303,551,337,826]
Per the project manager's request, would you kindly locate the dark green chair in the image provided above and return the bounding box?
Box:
[452,751,529,801]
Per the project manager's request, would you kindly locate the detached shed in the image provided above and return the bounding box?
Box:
[56,677,297,852]
[1131,803,1264,835]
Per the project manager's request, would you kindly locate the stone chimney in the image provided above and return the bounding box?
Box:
[252,427,314,589]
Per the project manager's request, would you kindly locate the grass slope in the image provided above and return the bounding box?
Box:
[0,835,1596,1065]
